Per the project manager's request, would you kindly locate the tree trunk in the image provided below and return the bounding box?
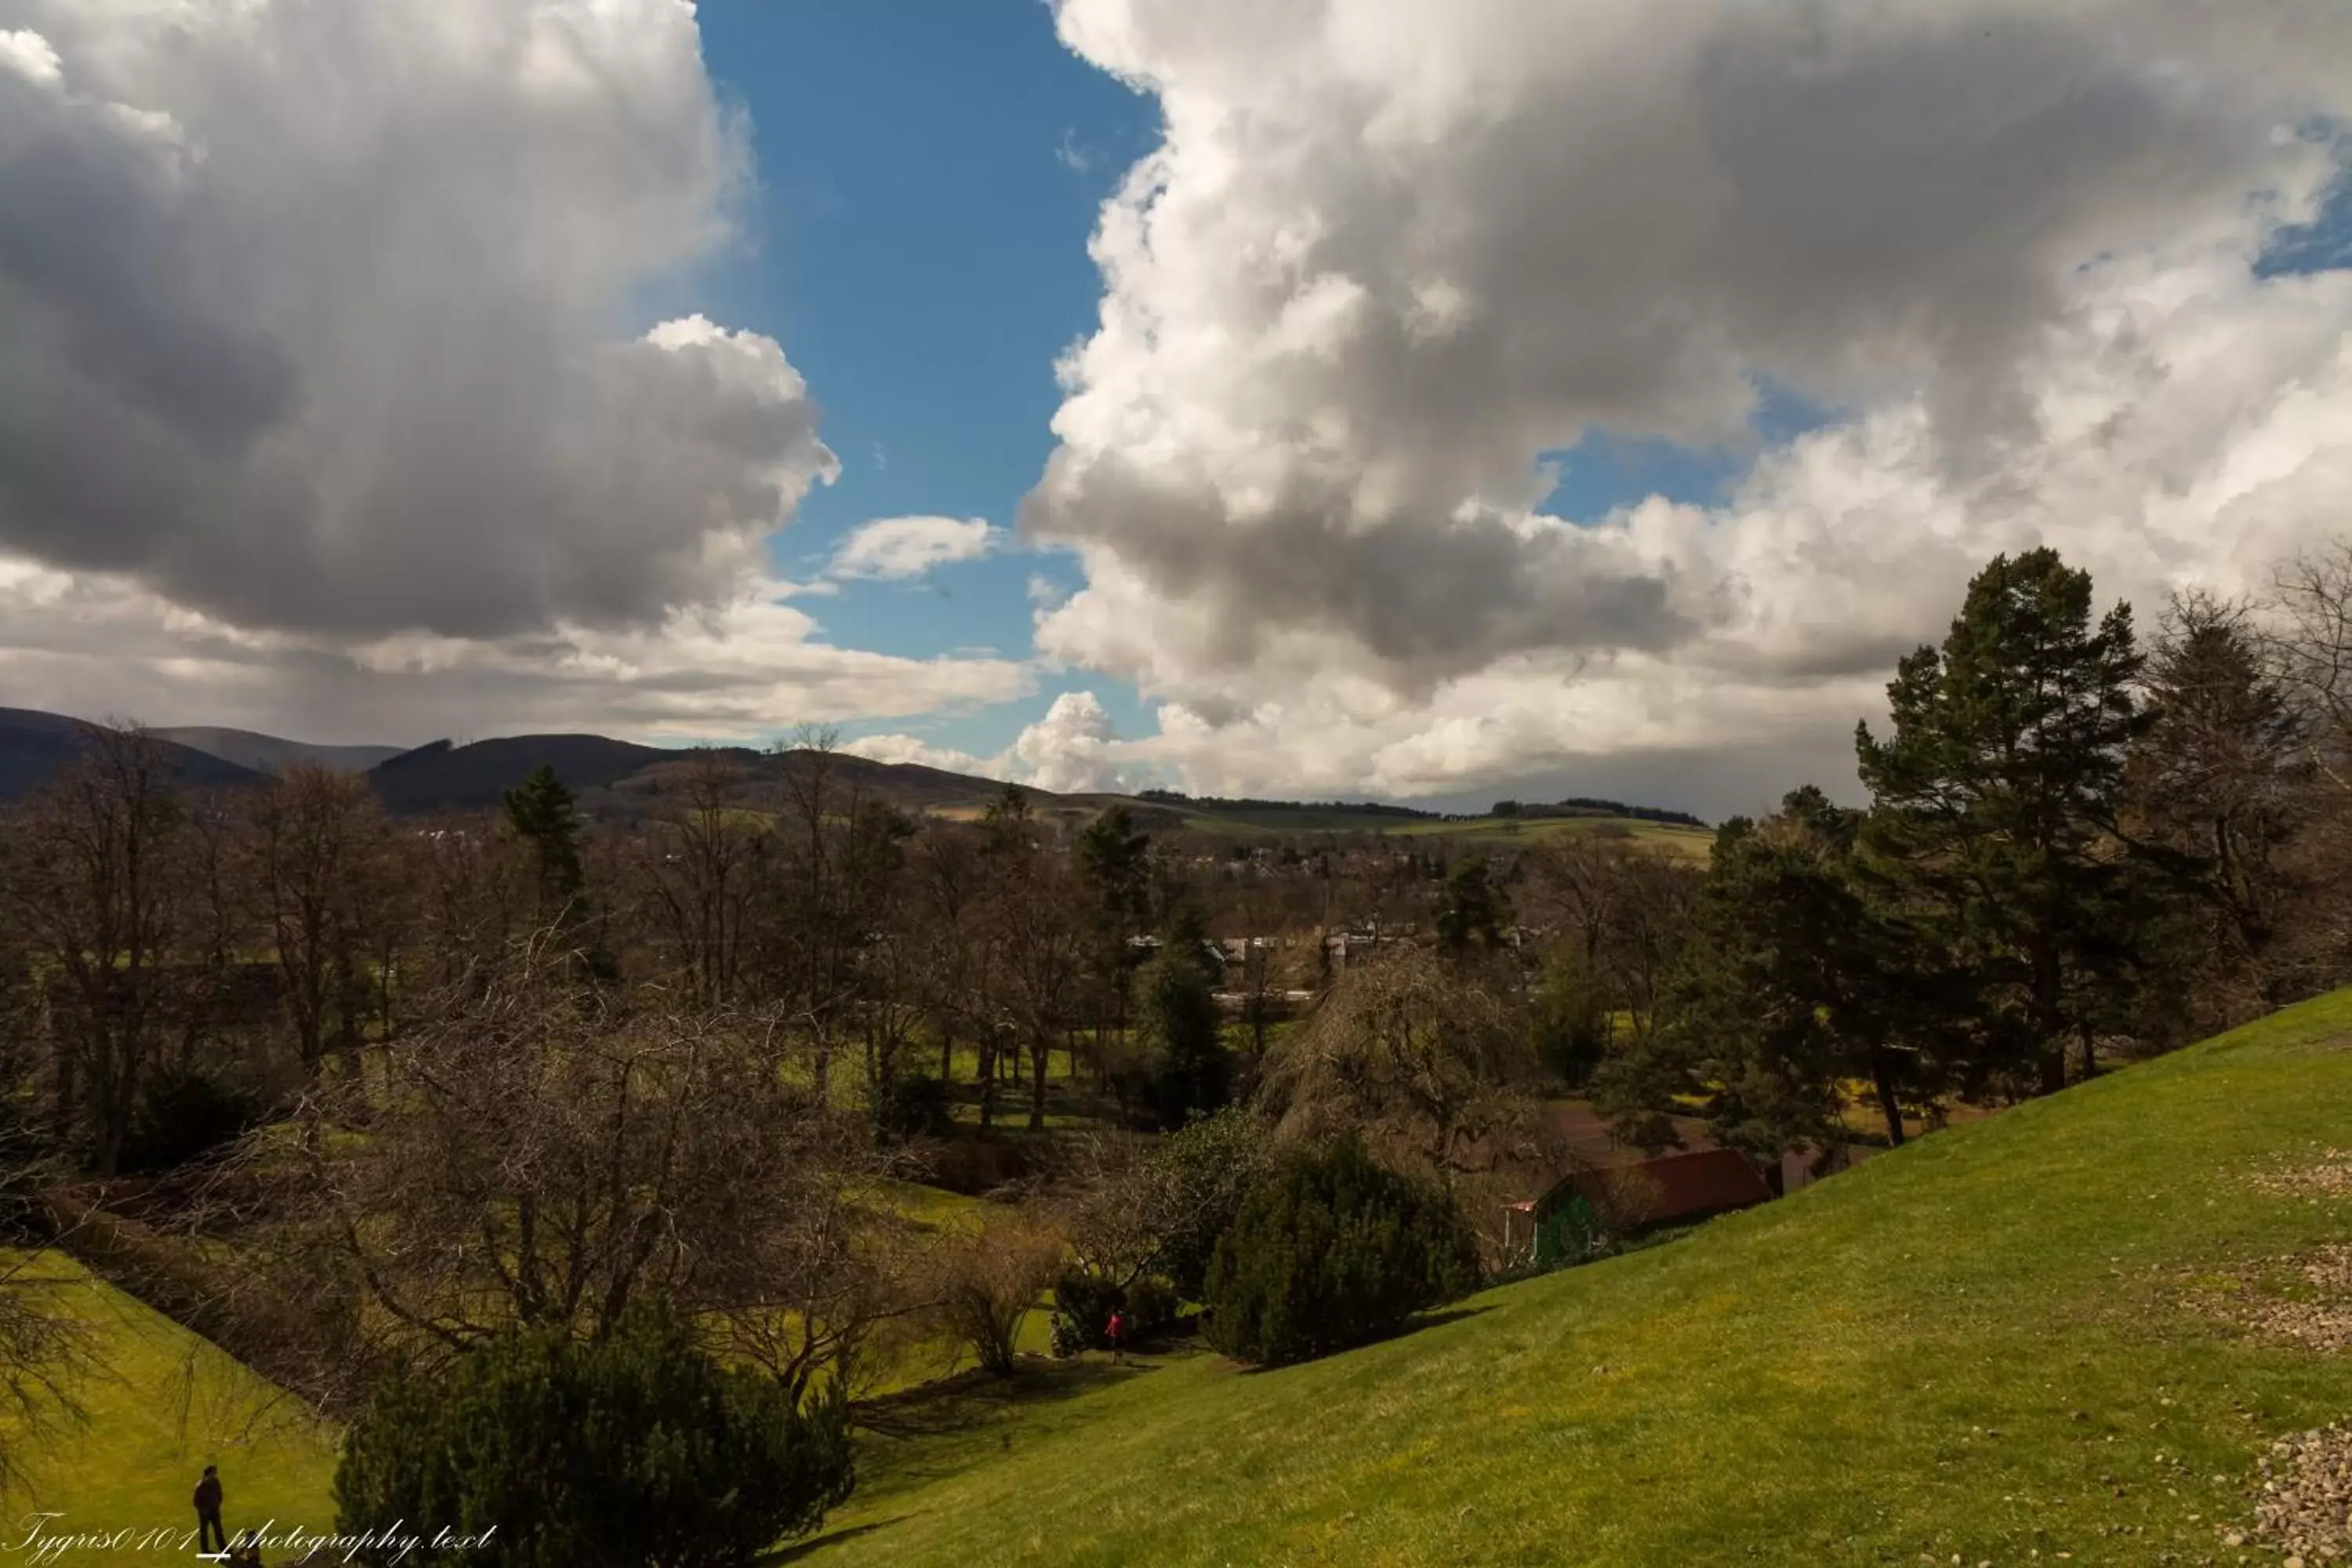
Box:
[1870,1051,1907,1149]
[1029,1039,1049,1131]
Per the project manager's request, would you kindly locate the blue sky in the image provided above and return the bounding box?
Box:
[688,3,1845,768]
[687,9,2350,789]
[693,0,1163,757]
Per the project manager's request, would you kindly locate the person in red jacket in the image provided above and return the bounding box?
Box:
[193,1465,226,1555]
[1106,1310,1127,1364]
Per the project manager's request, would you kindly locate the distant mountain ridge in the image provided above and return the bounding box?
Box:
[0,708,268,797]
[154,726,404,776]
[0,708,1709,833]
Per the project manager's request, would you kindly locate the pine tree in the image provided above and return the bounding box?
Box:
[1432,855,1508,957]
[1856,548,2154,1096]
[502,764,584,919]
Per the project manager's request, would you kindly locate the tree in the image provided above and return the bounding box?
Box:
[1432,855,1509,957]
[1,725,190,1176]
[333,1301,854,1568]
[501,764,584,920]
[1047,1105,1273,1352]
[1131,911,1229,1129]
[1597,789,1956,1163]
[977,789,1087,1131]
[279,949,905,1406]
[2270,538,2352,795]
[633,749,766,1007]
[1520,836,1700,1051]
[1075,805,1152,1075]
[2128,592,2317,1021]
[258,765,389,1075]
[1856,548,2154,1095]
[925,1214,1060,1378]
[1258,946,1563,1225]
[764,728,909,1105]
[1202,1136,1477,1367]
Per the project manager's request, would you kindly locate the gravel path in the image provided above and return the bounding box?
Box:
[2230,1425,2352,1566]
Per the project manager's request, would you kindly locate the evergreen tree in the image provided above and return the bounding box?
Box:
[2126,591,2315,1018]
[1856,549,2154,1096]
[502,764,584,918]
[334,1302,854,1567]
[1432,855,1508,957]
[1135,907,1229,1127]
[1598,788,1960,1162]
[1076,804,1154,1070]
[1203,1136,1478,1367]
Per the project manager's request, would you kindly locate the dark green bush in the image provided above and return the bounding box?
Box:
[333,1301,853,1567]
[872,1069,954,1142]
[121,1065,267,1174]
[1202,1137,1479,1367]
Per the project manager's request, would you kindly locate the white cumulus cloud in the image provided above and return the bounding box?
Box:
[828,516,996,580]
[1028,0,2352,815]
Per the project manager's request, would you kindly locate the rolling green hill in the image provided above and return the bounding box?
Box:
[797,986,2352,1566]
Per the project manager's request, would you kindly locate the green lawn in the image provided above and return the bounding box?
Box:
[793,986,2352,1566]
[1,1254,339,1554]
[1171,804,1715,858]
[1381,813,1715,856]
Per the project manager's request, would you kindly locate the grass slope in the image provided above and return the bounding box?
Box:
[3,1254,339,1548]
[798,989,2352,1566]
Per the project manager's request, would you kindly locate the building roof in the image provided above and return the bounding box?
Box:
[1563,1146,1775,1230]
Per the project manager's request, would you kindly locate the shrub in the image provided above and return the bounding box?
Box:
[333,1301,853,1567]
[1203,1137,1479,1367]
[872,1069,954,1142]
[928,1217,1060,1377]
[1047,1267,1180,1356]
[120,1066,267,1174]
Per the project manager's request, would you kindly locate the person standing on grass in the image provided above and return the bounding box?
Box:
[1106,1309,1127,1363]
[193,1464,226,1555]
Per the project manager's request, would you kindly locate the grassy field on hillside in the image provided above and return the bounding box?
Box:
[0,1253,339,1549]
[1381,814,1713,855]
[796,988,2352,1567]
[1169,806,1713,856]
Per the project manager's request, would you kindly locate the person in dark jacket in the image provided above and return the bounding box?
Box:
[193,1465,226,1555]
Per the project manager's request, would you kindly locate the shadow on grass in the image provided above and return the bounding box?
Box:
[851,1353,1156,1441]
[763,1518,908,1564]
[1227,1305,1493,1374]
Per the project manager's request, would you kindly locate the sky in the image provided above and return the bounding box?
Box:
[1,1,2349,821]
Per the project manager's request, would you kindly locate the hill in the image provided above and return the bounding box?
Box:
[153,725,402,775]
[792,987,2352,1566]
[0,708,268,799]
[365,733,673,812]
[0,707,1710,838]
[1,1251,337,1534]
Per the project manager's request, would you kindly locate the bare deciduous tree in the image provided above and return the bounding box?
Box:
[267,942,913,1406]
[2,725,189,1177]
[1258,947,1568,1237]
